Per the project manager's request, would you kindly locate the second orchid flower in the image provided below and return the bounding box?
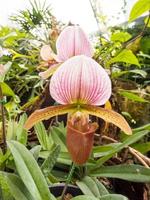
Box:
[39,25,93,79]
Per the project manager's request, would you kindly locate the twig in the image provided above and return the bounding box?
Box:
[0,86,6,154]
[129,147,150,166]
[122,148,129,162]
[101,135,150,168]
[123,11,150,48]
[101,135,118,143]
[128,147,149,168]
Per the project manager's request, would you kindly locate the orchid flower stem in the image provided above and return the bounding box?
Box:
[79,165,87,179]
[0,86,6,154]
[61,162,76,200]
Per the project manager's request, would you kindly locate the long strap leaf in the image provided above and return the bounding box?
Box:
[7,141,56,200]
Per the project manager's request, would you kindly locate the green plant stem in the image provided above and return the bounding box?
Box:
[0,86,6,154]
[61,162,76,200]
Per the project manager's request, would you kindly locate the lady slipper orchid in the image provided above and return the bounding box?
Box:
[24,55,132,164]
[39,25,93,79]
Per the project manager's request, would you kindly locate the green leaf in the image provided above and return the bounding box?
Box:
[112,69,147,78]
[56,152,72,165]
[30,145,41,160]
[111,32,132,43]
[140,37,150,54]
[16,114,27,145]
[119,90,149,103]
[9,49,32,60]
[0,172,34,200]
[76,181,94,196]
[144,16,150,27]
[51,169,68,181]
[92,178,109,196]
[71,195,99,200]
[129,0,150,22]
[6,115,27,144]
[93,143,121,158]
[129,69,147,78]
[6,120,17,140]
[0,82,20,103]
[77,176,100,197]
[40,150,72,166]
[50,125,67,152]
[0,82,15,97]
[111,71,129,78]
[0,150,11,167]
[0,171,13,200]
[132,142,150,154]
[133,123,150,132]
[77,176,108,198]
[41,145,61,176]
[108,49,140,67]
[90,164,150,183]
[40,151,95,167]
[21,96,40,110]
[34,122,53,150]
[7,141,54,200]
[90,130,149,169]
[100,194,128,200]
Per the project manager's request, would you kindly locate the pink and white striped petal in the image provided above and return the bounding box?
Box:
[50,55,111,106]
[56,26,93,62]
